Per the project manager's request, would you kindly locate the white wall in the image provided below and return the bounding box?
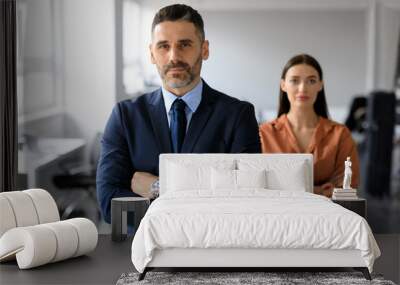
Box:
[376,2,400,91]
[62,0,116,146]
[17,0,63,122]
[201,9,367,113]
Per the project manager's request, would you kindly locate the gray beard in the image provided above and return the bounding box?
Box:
[161,55,202,89]
[165,73,195,89]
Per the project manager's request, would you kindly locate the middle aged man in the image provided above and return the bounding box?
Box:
[97,4,261,223]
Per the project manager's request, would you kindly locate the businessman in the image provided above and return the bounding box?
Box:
[97,4,261,223]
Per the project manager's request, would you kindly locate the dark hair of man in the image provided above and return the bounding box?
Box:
[151,4,205,42]
[277,54,330,119]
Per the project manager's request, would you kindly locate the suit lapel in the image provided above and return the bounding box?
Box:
[181,82,217,153]
[147,89,172,153]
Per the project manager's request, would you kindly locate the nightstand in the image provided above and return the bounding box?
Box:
[332,198,367,219]
[111,197,150,242]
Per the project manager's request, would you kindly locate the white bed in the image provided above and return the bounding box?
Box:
[131,154,380,280]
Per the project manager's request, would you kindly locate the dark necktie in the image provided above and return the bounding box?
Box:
[170,99,187,153]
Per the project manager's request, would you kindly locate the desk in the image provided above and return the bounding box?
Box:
[18,138,85,188]
[0,235,134,285]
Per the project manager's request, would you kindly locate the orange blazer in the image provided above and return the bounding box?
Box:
[259,114,359,188]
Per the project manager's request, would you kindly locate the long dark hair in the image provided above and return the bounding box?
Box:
[277,54,329,118]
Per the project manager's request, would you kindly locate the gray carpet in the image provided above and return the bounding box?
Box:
[116,271,396,285]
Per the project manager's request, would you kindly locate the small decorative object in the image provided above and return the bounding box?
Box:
[343,157,352,190]
[332,157,358,200]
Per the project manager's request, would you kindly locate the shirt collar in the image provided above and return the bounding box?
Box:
[277,114,336,152]
[162,80,203,113]
[276,114,333,131]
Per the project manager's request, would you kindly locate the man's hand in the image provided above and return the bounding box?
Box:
[131,172,158,198]
[314,182,334,198]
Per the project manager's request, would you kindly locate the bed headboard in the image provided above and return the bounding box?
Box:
[159,153,314,195]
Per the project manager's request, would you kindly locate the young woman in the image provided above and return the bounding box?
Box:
[259,54,359,197]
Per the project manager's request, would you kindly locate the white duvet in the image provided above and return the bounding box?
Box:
[131,190,380,273]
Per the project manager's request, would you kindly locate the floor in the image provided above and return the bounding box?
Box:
[366,195,400,234]
[359,173,400,234]
[1,235,397,284]
[365,191,400,284]
[373,234,400,284]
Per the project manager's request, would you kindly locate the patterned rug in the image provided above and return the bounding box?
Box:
[116,271,396,285]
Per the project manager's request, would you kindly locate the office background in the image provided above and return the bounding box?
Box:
[13,0,400,233]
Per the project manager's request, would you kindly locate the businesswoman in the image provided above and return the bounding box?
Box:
[259,54,359,197]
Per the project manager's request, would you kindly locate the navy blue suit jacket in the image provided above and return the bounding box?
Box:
[97,81,261,222]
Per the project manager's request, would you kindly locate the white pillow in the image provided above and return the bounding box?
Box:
[211,169,267,190]
[238,159,307,191]
[237,169,267,189]
[266,167,306,191]
[168,163,209,191]
[166,160,235,192]
[211,168,236,189]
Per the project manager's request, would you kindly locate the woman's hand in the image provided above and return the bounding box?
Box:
[314,182,335,198]
[321,182,334,197]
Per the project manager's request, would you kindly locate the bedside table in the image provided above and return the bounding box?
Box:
[111,197,150,242]
[332,198,366,219]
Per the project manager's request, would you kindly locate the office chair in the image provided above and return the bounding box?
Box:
[345,96,368,133]
[53,133,102,220]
